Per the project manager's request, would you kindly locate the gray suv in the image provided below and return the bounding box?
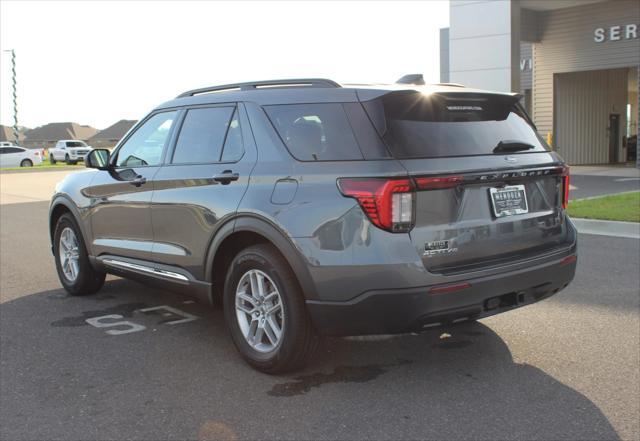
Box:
[49,78,577,373]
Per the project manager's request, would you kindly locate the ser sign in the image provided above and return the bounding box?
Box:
[594,24,638,42]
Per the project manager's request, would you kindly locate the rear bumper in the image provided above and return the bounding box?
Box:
[306,246,577,336]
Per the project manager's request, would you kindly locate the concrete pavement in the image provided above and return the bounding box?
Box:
[0,169,80,205]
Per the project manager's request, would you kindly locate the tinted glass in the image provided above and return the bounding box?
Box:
[4,147,24,153]
[0,148,7,154]
[172,107,235,164]
[367,92,549,158]
[66,141,87,147]
[221,109,243,162]
[116,111,177,167]
[265,103,364,161]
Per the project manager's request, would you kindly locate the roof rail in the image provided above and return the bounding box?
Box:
[177,78,341,98]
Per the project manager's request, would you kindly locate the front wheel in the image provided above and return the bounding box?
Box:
[53,213,105,295]
[223,244,318,374]
[49,154,56,164]
[20,159,33,167]
[65,154,72,165]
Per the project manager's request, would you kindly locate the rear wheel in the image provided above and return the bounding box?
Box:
[20,159,33,167]
[223,244,318,374]
[53,213,105,295]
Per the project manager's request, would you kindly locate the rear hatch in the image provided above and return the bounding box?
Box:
[361,90,571,274]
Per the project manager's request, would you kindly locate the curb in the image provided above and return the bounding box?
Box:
[572,218,640,239]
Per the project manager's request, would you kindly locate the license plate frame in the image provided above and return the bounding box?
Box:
[489,185,529,218]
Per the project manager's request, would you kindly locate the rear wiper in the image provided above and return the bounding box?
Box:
[493,140,536,153]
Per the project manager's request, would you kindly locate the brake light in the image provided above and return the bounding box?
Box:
[337,178,414,233]
[415,176,463,190]
[561,166,570,209]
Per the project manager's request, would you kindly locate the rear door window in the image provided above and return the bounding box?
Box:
[3,147,24,154]
[363,91,549,158]
[265,103,365,161]
[172,106,242,164]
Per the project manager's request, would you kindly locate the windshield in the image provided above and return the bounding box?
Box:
[363,91,549,159]
[67,141,87,147]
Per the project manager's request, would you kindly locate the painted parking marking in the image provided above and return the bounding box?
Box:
[84,304,199,335]
[138,305,199,325]
[85,314,147,335]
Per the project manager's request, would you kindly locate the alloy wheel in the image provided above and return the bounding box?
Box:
[235,269,284,353]
[59,227,80,282]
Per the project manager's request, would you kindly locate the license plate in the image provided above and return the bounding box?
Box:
[489,185,528,218]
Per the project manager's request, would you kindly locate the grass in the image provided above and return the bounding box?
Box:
[567,192,640,223]
[0,158,84,171]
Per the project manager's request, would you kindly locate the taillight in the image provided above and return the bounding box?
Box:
[561,166,570,209]
[337,178,414,233]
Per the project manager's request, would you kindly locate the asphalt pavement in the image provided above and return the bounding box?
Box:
[0,172,639,440]
[570,166,640,200]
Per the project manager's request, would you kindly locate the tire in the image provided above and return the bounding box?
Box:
[65,154,72,165]
[223,244,319,374]
[49,154,56,164]
[53,213,105,296]
[20,159,33,167]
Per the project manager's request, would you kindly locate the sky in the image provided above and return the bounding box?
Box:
[0,0,449,130]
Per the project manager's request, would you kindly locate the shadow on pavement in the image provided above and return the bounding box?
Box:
[0,279,621,441]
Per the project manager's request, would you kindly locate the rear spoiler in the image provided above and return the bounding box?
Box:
[356,87,522,103]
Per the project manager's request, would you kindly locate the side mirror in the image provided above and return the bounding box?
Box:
[85,149,111,170]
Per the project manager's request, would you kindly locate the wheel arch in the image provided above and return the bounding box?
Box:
[49,197,90,255]
[206,215,318,304]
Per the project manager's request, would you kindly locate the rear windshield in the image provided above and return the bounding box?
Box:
[264,103,389,161]
[363,91,549,158]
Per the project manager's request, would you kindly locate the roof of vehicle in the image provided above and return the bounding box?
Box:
[157,79,521,110]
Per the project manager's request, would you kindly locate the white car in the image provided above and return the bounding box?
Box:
[0,145,44,168]
[49,140,93,165]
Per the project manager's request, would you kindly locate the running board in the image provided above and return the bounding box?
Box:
[102,258,188,281]
[94,255,213,305]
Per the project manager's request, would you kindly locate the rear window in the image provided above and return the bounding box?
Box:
[363,91,549,158]
[265,103,383,161]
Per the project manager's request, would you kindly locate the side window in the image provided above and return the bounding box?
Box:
[264,103,364,161]
[5,147,23,153]
[115,111,177,167]
[0,148,7,154]
[221,109,243,162]
[172,106,243,164]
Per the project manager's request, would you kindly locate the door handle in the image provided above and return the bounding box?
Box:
[129,176,147,187]
[213,170,239,185]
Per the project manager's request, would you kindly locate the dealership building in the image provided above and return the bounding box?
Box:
[440,0,639,166]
